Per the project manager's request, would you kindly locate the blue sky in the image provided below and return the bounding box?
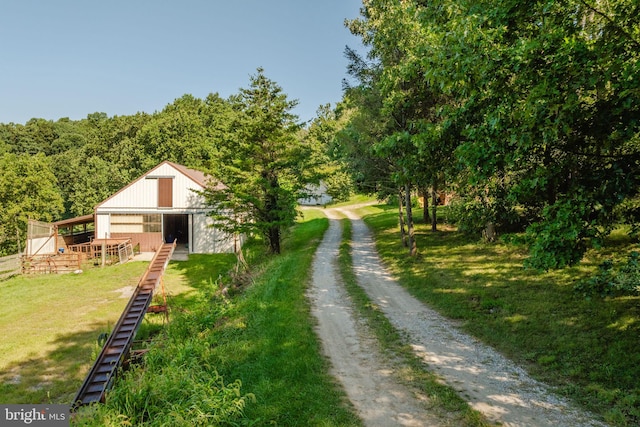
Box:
[0,1,365,125]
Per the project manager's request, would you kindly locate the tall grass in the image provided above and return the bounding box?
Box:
[74,211,360,426]
[356,203,640,426]
[208,216,360,425]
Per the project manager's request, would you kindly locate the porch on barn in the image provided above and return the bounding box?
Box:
[104,213,190,253]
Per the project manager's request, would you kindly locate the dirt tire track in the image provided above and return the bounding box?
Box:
[308,210,442,426]
[308,206,608,427]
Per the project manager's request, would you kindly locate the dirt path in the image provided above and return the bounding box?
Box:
[308,209,442,426]
[308,206,608,427]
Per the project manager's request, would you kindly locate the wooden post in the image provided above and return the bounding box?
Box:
[16,226,21,255]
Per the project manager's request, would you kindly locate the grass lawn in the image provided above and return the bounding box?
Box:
[355,202,640,426]
[8,199,636,425]
[0,259,195,405]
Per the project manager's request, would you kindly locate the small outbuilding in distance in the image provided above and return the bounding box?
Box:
[94,161,239,254]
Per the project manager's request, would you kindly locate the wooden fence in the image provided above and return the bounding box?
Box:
[68,238,134,265]
[21,253,83,275]
[0,254,21,281]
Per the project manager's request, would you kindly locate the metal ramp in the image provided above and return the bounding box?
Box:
[73,241,176,407]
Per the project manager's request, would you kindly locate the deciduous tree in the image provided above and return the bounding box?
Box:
[0,153,63,255]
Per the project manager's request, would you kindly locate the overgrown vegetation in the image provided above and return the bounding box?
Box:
[74,211,360,426]
[356,203,640,426]
[74,254,254,426]
[575,251,640,299]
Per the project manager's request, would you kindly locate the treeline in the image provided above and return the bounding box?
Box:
[0,70,350,256]
[0,95,226,256]
[334,0,640,269]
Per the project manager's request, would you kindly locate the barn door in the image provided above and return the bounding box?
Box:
[158,178,173,207]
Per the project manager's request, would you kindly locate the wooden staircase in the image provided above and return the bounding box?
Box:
[73,241,176,407]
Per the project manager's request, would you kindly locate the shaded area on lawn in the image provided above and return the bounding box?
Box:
[0,323,109,404]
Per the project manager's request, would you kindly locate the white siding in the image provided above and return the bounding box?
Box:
[191,213,237,253]
[94,162,236,254]
[95,214,111,239]
[299,183,333,206]
[26,237,57,256]
[98,163,206,210]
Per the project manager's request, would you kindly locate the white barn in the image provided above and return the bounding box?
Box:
[94,161,238,254]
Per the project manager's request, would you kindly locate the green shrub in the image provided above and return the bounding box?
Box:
[446,196,521,235]
[74,296,255,426]
[575,251,640,299]
[524,199,595,270]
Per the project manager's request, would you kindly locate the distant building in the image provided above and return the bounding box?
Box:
[94,161,239,253]
[299,182,333,206]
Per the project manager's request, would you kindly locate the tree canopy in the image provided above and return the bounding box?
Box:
[0,153,63,255]
[340,0,640,269]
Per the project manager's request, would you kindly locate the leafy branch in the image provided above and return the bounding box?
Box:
[578,0,640,49]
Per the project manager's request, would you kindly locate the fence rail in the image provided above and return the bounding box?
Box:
[21,253,82,275]
[0,254,21,281]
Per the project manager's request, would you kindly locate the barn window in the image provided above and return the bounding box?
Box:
[111,214,162,233]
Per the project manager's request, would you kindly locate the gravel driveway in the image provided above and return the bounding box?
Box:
[307,206,608,427]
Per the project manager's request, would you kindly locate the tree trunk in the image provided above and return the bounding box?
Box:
[431,184,438,232]
[235,244,248,272]
[405,183,417,256]
[268,226,281,254]
[484,222,496,242]
[264,175,282,254]
[420,187,429,224]
[398,189,407,247]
